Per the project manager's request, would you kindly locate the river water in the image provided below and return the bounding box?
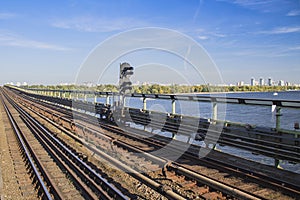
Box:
[124,91,300,130]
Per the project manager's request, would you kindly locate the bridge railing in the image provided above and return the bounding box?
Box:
[6,85,300,167]
[7,85,300,131]
[19,86,300,107]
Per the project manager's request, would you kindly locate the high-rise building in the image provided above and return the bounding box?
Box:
[259,78,264,86]
[237,81,244,86]
[268,78,272,86]
[250,78,255,86]
[278,80,285,86]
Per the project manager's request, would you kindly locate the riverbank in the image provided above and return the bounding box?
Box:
[20,84,300,95]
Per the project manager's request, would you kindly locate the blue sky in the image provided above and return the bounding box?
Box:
[0,0,299,85]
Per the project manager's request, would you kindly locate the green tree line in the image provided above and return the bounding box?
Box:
[22,84,300,94]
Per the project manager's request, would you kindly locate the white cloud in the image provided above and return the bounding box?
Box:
[217,0,274,8]
[230,44,300,58]
[52,16,148,32]
[211,33,226,38]
[218,0,292,13]
[0,31,71,51]
[288,46,300,51]
[259,26,300,34]
[195,28,226,39]
[286,10,300,16]
[198,35,208,40]
[0,12,17,19]
[230,0,273,7]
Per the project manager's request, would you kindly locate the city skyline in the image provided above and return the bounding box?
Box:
[0,0,299,85]
[239,77,297,87]
[7,76,299,88]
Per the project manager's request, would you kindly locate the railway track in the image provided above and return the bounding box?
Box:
[0,96,48,199]
[6,92,250,199]
[14,90,300,180]
[2,88,190,199]
[0,89,128,200]
[5,87,300,199]
[1,92,54,199]
[17,87,300,167]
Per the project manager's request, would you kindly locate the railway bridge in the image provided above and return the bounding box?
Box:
[0,85,300,200]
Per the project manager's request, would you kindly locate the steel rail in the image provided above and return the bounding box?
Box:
[0,93,53,200]
[5,87,300,198]
[4,91,128,200]
[16,95,269,200]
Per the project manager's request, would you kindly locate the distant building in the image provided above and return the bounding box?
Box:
[268,78,272,86]
[278,80,285,86]
[250,78,255,86]
[82,82,94,87]
[259,78,264,86]
[237,81,244,86]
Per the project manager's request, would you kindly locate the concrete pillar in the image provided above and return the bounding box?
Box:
[211,98,218,149]
[276,106,281,131]
[212,102,218,122]
[275,159,282,169]
[123,96,126,107]
[94,95,97,103]
[84,94,87,102]
[143,97,147,110]
[172,99,176,114]
[106,95,110,105]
